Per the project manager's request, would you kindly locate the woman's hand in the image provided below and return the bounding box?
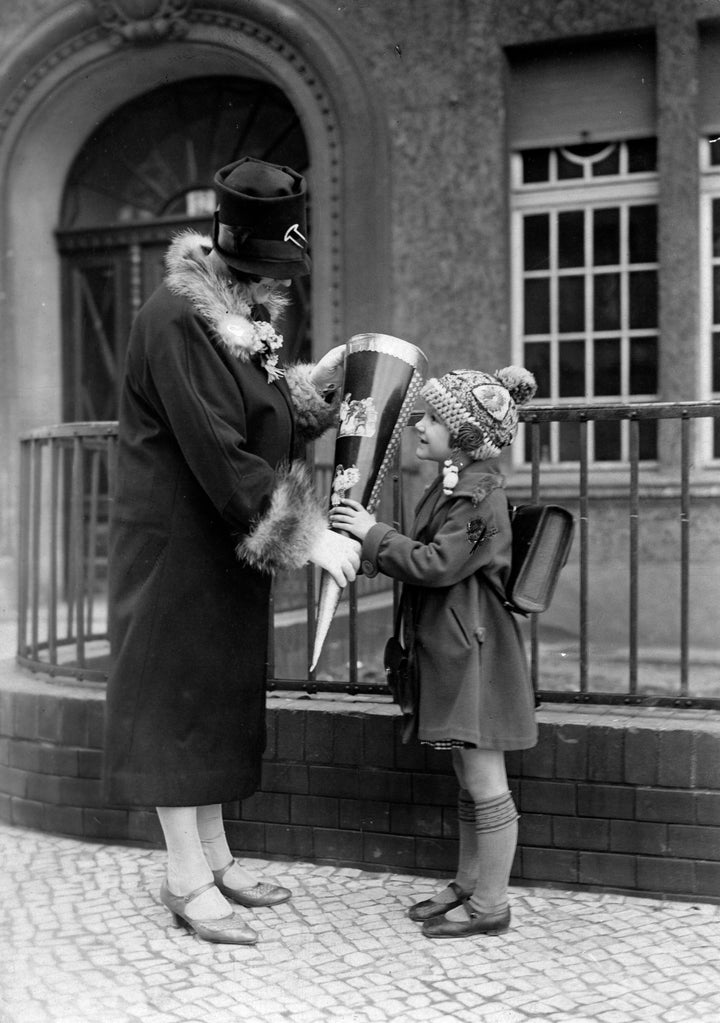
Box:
[329,499,377,542]
[310,344,346,393]
[307,528,361,588]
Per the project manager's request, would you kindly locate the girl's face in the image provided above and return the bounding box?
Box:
[414,405,454,463]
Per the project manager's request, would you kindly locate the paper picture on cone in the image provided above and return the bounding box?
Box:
[338,394,378,438]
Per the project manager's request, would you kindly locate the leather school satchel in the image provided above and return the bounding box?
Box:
[486,502,575,616]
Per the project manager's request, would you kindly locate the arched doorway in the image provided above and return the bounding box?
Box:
[56,75,310,422]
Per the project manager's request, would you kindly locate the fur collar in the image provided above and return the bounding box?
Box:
[164,231,290,376]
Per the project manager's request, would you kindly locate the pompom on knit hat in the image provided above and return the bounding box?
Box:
[421,366,537,460]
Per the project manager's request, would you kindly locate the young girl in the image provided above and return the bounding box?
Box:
[330,366,537,939]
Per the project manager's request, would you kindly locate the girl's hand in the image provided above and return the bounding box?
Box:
[329,499,377,541]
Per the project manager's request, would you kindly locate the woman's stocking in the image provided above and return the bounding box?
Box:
[156,805,231,918]
[196,803,257,887]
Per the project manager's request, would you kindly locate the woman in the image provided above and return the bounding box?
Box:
[103,157,360,945]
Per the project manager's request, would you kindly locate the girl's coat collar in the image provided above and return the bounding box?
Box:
[423,462,505,507]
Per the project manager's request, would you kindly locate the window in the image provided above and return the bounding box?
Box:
[511,140,659,464]
[700,27,720,461]
[700,137,720,460]
[507,37,659,465]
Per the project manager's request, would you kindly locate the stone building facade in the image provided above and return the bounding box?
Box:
[1,1,719,900]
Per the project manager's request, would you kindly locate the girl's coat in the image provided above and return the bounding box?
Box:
[363,463,537,749]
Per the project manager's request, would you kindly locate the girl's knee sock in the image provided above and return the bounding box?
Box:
[467,790,519,916]
[454,789,480,892]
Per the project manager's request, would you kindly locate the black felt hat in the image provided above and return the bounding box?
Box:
[212,156,311,279]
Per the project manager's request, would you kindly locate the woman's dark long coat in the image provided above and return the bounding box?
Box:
[362,464,537,750]
[103,233,334,808]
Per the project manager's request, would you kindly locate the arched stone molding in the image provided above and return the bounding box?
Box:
[0,0,391,605]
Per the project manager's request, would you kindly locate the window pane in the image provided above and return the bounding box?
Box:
[524,341,550,398]
[629,270,657,328]
[594,338,621,395]
[558,211,584,268]
[629,205,657,263]
[558,276,584,332]
[627,138,657,173]
[524,214,549,271]
[714,333,720,393]
[714,267,720,324]
[593,208,619,266]
[710,138,720,168]
[523,149,550,184]
[591,146,619,176]
[638,420,657,460]
[714,418,720,460]
[524,278,550,334]
[594,273,620,330]
[557,152,583,179]
[594,420,621,461]
[714,199,720,259]
[559,340,585,396]
[559,422,581,460]
[630,336,658,394]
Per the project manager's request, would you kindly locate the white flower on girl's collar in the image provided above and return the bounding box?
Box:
[217,313,285,383]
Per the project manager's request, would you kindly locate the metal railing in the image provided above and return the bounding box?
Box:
[17,402,720,707]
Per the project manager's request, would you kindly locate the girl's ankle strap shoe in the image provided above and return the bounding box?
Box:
[407,881,470,922]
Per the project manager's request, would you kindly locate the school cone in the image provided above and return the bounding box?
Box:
[310,333,428,671]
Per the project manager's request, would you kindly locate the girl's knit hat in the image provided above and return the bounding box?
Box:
[421,366,537,459]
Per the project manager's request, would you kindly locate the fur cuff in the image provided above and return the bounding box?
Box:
[284,363,341,441]
[236,460,327,573]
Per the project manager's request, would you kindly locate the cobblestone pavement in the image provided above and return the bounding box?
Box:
[1,822,719,1023]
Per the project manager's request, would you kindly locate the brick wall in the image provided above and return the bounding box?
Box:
[1,675,719,902]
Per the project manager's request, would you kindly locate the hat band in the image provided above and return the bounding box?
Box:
[214,218,307,262]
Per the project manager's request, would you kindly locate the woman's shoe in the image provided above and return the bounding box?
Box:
[159,881,258,945]
[212,861,292,908]
[421,901,511,939]
[407,882,470,922]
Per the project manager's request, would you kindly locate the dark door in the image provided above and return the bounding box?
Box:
[57,75,310,422]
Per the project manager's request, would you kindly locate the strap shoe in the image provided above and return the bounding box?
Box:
[407,881,470,922]
[212,861,292,907]
[421,901,511,939]
[159,881,258,945]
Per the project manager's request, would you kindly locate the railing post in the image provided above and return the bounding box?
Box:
[579,414,589,694]
[680,413,690,696]
[628,415,640,696]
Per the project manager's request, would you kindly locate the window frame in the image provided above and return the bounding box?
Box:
[699,136,720,464]
[510,142,660,469]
